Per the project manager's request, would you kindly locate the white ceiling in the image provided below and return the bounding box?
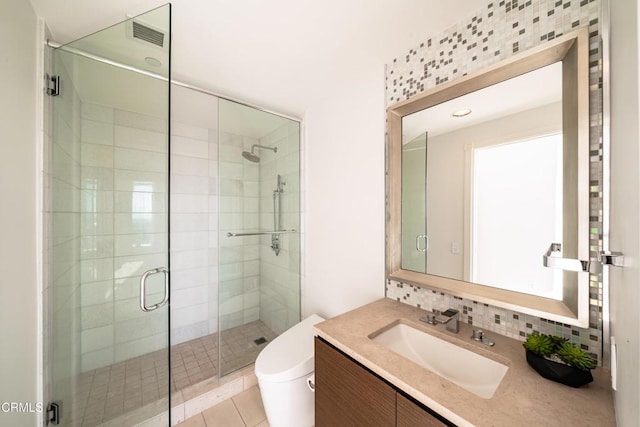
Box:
[30,0,487,118]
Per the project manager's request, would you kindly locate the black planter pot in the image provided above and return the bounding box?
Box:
[525,350,593,388]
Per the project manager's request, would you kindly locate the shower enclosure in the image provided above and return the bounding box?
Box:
[44,6,301,425]
[45,6,172,425]
[217,99,301,377]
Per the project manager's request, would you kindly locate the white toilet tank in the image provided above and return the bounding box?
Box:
[255,314,325,427]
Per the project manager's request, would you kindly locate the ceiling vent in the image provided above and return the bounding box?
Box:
[129,20,165,48]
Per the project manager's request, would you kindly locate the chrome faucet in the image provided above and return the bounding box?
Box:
[471,328,495,346]
[435,308,460,333]
[419,311,438,325]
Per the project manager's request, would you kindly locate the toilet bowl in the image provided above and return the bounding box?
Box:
[255,314,325,427]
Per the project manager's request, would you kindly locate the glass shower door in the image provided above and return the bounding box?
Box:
[401,132,428,272]
[218,99,302,377]
[46,5,171,426]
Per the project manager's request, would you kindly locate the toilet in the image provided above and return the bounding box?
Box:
[255,314,325,427]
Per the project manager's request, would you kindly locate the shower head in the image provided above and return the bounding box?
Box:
[242,151,261,162]
[241,144,278,163]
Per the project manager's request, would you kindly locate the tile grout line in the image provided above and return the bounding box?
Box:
[229,395,250,427]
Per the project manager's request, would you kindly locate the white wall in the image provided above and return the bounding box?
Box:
[304,69,386,319]
[0,0,39,425]
[610,0,640,425]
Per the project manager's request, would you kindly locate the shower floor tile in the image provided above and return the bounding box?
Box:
[67,320,275,426]
[220,321,276,376]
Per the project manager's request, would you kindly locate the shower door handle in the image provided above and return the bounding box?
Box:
[140,267,169,312]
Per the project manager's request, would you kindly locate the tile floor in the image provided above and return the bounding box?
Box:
[177,386,269,427]
[219,321,277,376]
[69,321,275,426]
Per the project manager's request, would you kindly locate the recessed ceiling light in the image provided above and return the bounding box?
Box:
[144,56,162,67]
[452,109,472,117]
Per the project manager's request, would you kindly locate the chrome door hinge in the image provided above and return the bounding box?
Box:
[46,402,60,425]
[45,74,60,96]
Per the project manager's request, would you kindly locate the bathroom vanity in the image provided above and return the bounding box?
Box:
[316,337,450,426]
[313,299,615,427]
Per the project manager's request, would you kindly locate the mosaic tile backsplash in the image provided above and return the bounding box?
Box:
[385,0,604,363]
[386,282,601,363]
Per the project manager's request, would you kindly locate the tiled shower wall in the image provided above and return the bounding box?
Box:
[169,85,220,345]
[218,128,262,331]
[217,117,302,336]
[78,85,221,371]
[78,102,169,372]
[258,122,302,335]
[385,0,605,362]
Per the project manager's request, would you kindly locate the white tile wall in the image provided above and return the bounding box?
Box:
[115,147,167,172]
[81,143,113,168]
[78,101,171,370]
[115,109,166,133]
[82,119,114,145]
[218,127,258,332]
[172,135,210,158]
[258,121,302,335]
[81,103,114,124]
[115,126,167,153]
[168,94,219,343]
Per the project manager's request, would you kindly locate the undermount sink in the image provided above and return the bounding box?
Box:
[370,322,508,399]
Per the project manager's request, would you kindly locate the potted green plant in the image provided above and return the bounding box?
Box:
[523,332,596,387]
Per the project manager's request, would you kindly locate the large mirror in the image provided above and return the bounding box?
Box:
[387,28,590,326]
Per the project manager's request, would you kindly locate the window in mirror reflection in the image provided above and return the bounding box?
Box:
[471,133,563,300]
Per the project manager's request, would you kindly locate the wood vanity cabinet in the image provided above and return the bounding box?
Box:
[396,393,449,427]
[315,337,452,427]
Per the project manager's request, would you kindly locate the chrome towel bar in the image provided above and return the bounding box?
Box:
[542,243,624,274]
[227,229,297,237]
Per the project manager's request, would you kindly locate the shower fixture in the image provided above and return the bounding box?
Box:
[242,144,278,162]
[271,174,286,256]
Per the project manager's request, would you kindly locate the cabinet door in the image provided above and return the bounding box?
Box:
[397,392,449,427]
[315,337,396,427]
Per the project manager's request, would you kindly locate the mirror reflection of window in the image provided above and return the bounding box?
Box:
[471,133,563,299]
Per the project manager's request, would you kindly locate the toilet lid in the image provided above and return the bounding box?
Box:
[255,314,325,383]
